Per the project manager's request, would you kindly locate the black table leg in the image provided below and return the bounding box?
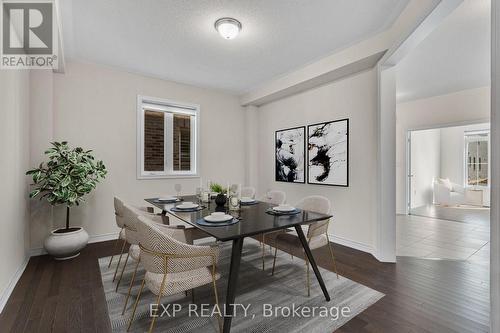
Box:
[223,238,244,333]
[294,226,331,301]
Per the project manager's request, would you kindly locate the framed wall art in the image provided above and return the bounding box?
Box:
[275,126,305,183]
[307,119,348,186]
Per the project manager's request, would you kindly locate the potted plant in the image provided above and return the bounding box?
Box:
[210,182,228,207]
[26,141,107,260]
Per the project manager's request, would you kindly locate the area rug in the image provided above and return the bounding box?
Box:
[99,239,383,332]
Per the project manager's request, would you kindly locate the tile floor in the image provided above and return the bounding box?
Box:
[397,214,490,264]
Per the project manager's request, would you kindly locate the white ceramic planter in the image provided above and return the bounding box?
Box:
[44,227,89,260]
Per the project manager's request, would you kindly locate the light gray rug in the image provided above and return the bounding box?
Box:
[99,239,383,332]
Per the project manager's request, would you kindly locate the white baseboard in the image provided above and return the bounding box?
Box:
[29,247,47,256]
[328,233,374,254]
[88,231,120,244]
[0,255,29,313]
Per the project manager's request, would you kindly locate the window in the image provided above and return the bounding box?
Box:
[137,96,199,178]
[464,130,489,187]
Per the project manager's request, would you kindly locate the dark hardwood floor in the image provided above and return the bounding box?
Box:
[0,239,489,333]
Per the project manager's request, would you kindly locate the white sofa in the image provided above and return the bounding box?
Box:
[433,178,465,206]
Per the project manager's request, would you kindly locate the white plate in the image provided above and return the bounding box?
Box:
[158,197,178,202]
[240,197,256,203]
[273,205,296,212]
[204,214,233,223]
[176,203,199,210]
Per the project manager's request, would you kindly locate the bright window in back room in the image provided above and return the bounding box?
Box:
[138,96,198,178]
[465,130,490,187]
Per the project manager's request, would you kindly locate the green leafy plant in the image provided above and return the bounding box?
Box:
[26,141,107,231]
[210,182,224,194]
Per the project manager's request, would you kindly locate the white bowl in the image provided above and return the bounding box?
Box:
[211,212,225,217]
[204,214,233,223]
[273,205,295,212]
[240,197,256,203]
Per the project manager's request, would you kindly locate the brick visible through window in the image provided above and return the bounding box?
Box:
[144,110,164,171]
[173,114,191,171]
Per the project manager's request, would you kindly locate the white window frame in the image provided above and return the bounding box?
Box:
[137,95,200,179]
[464,129,490,189]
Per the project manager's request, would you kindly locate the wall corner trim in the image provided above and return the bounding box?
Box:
[328,233,374,255]
[0,256,30,314]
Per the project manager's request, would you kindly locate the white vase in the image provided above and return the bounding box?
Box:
[44,227,89,260]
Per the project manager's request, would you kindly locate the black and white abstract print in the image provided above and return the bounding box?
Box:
[275,126,305,183]
[308,119,348,186]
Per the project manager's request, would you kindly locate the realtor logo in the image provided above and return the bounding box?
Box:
[1,1,58,69]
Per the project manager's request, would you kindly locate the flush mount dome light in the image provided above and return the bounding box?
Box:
[214,17,242,40]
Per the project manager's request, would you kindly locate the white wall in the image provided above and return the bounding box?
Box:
[29,61,246,249]
[409,128,440,208]
[0,69,31,309]
[256,70,378,251]
[29,70,54,250]
[396,86,490,213]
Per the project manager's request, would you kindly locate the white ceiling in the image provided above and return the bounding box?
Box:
[396,0,491,103]
[60,0,410,94]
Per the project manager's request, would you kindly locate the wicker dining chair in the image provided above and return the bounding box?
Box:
[111,197,154,283]
[126,215,222,333]
[271,195,339,297]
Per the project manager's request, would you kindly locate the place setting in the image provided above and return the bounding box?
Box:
[196,211,239,227]
[153,195,182,204]
[170,201,206,212]
[240,196,258,206]
[266,203,302,216]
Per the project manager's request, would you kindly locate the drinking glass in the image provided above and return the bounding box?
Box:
[174,184,182,197]
[195,187,202,203]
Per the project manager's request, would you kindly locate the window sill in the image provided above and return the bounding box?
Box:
[137,174,200,180]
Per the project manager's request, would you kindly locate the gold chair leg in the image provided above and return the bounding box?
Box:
[116,252,130,292]
[261,234,265,271]
[148,273,167,333]
[108,233,122,268]
[305,258,310,297]
[211,270,222,333]
[326,234,339,279]
[113,240,127,281]
[127,276,145,331]
[271,247,278,276]
[122,258,140,315]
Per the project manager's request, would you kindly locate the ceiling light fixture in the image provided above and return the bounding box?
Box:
[214,17,242,40]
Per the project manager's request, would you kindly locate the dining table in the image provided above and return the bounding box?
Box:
[145,195,332,333]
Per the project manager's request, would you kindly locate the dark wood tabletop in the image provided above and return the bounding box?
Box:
[145,195,332,242]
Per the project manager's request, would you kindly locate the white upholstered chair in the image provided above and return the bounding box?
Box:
[115,203,157,292]
[119,207,187,316]
[112,197,154,283]
[250,190,287,270]
[241,186,256,198]
[271,195,338,296]
[108,197,127,269]
[127,215,222,333]
[260,190,286,205]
